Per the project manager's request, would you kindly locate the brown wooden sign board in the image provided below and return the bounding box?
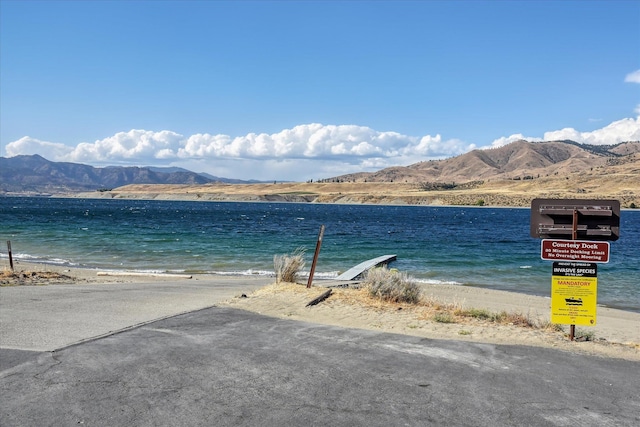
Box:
[530,199,620,241]
[541,239,610,263]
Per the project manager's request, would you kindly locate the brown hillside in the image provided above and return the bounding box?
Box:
[67,140,639,208]
[608,141,640,156]
[75,150,639,208]
[332,140,635,184]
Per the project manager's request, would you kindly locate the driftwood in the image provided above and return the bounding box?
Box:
[306,289,332,307]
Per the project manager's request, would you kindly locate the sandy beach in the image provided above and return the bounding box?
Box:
[2,260,639,361]
[221,282,640,361]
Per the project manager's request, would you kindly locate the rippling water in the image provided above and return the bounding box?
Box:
[1,197,638,312]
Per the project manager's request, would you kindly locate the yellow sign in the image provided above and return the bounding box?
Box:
[551,274,597,326]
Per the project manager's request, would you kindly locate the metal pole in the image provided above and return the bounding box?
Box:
[306,225,325,288]
[7,241,14,271]
[569,210,578,341]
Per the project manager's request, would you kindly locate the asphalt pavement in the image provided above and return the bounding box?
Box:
[1,281,639,426]
[0,277,272,351]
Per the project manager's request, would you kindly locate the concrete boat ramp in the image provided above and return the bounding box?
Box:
[335,254,397,281]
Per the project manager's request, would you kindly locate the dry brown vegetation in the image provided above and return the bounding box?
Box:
[0,269,75,286]
[362,267,422,304]
[335,140,640,183]
[80,163,639,208]
[228,281,640,359]
[359,267,561,332]
[261,282,573,339]
[273,249,306,284]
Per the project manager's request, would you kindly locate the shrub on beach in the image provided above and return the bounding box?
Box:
[363,266,421,304]
[274,248,306,284]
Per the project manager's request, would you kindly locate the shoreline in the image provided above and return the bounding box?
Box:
[3,259,639,361]
[5,176,634,208]
[4,257,639,314]
[4,192,639,218]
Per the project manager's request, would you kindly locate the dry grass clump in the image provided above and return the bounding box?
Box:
[326,281,563,335]
[363,267,421,304]
[273,248,306,284]
[355,268,558,332]
[452,307,560,330]
[433,312,456,323]
[455,307,523,326]
[0,269,15,279]
[266,262,576,336]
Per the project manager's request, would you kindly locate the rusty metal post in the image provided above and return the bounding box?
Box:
[306,225,325,288]
[7,241,14,271]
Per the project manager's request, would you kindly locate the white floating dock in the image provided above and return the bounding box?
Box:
[335,255,397,281]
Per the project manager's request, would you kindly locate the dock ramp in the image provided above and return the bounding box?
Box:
[335,255,397,281]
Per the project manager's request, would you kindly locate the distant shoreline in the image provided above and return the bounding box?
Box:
[3,189,639,210]
[3,179,632,208]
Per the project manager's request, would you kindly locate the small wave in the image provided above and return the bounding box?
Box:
[519,265,532,269]
[208,269,275,277]
[414,278,462,286]
[0,253,78,267]
[133,268,171,274]
[96,268,169,275]
[300,271,340,279]
[202,269,343,279]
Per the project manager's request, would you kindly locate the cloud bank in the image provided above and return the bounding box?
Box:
[5,124,476,180]
[5,117,640,181]
[490,70,640,149]
[489,117,640,148]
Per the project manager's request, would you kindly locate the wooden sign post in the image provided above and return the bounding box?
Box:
[307,225,325,288]
[531,199,620,341]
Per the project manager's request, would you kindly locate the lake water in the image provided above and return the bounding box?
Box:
[1,197,638,312]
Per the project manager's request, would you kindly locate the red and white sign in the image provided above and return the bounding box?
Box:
[541,239,610,263]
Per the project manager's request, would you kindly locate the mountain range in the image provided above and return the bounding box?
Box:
[1,140,638,195]
[329,140,640,184]
[0,155,260,194]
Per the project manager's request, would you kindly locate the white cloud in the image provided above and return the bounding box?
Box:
[5,116,640,181]
[542,117,640,145]
[5,124,467,180]
[489,134,542,148]
[484,72,640,149]
[5,136,74,160]
[69,130,184,163]
[175,124,469,163]
[488,117,640,148]
[625,69,640,83]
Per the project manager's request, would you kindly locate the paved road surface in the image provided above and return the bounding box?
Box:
[0,277,271,351]
[1,281,638,426]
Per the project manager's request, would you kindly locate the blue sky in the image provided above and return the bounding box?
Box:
[1,1,639,181]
